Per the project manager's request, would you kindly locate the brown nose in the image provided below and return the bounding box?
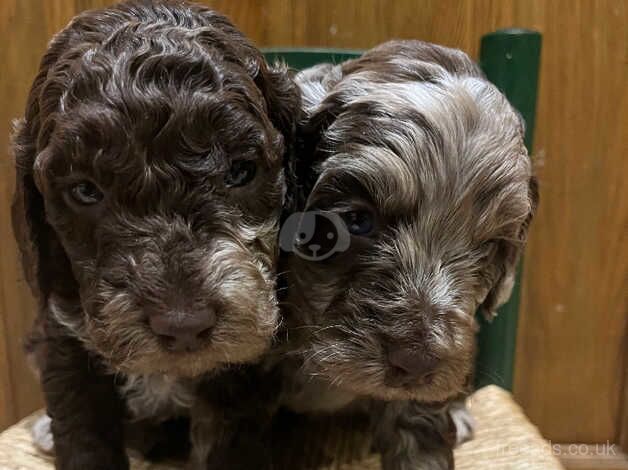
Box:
[387,346,439,386]
[149,310,216,352]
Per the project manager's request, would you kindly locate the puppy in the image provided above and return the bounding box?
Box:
[279,40,537,469]
[12,1,298,468]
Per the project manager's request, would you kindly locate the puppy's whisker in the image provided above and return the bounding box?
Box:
[303,344,338,362]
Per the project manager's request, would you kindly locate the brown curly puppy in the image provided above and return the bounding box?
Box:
[12,1,298,469]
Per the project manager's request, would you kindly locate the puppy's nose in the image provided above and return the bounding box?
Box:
[387,346,439,385]
[149,310,215,352]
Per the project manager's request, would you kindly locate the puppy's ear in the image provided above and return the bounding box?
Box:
[11,31,77,308]
[481,175,539,319]
[12,124,76,309]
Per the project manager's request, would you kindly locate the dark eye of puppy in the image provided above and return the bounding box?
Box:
[480,239,499,254]
[340,210,374,236]
[68,181,104,206]
[224,160,257,188]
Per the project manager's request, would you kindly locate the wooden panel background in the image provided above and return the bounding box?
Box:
[0,0,626,446]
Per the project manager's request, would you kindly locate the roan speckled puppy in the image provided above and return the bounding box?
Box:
[12,1,298,469]
[278,40,538,469]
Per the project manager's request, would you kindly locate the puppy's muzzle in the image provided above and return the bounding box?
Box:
[386,345,440,388]
[148,308,216,353]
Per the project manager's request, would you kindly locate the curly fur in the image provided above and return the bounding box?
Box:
[12,1,299,469]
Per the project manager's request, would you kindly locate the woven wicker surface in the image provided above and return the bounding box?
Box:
[0,385,563,470]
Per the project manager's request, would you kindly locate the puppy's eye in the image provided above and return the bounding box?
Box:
[478,240,500,260]
[482,240,499,252]
[340,210,374,236]
[68,181,103,205]
[225,160,256,188]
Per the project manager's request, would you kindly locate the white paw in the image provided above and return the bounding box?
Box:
[449,403,475,446]
[31,413,55,454]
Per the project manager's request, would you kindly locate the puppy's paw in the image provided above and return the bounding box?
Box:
[31,413,54,454]
[448,402,475,446]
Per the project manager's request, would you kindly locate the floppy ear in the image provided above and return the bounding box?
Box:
[11,30,78,308]
[12,121,43,301]
[12,121,77,309]
[481,175,539,319]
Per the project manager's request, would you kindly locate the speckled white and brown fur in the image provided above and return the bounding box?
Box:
[278,40,537,469]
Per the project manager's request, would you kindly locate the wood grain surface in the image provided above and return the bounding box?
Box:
[0,0,626,446]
